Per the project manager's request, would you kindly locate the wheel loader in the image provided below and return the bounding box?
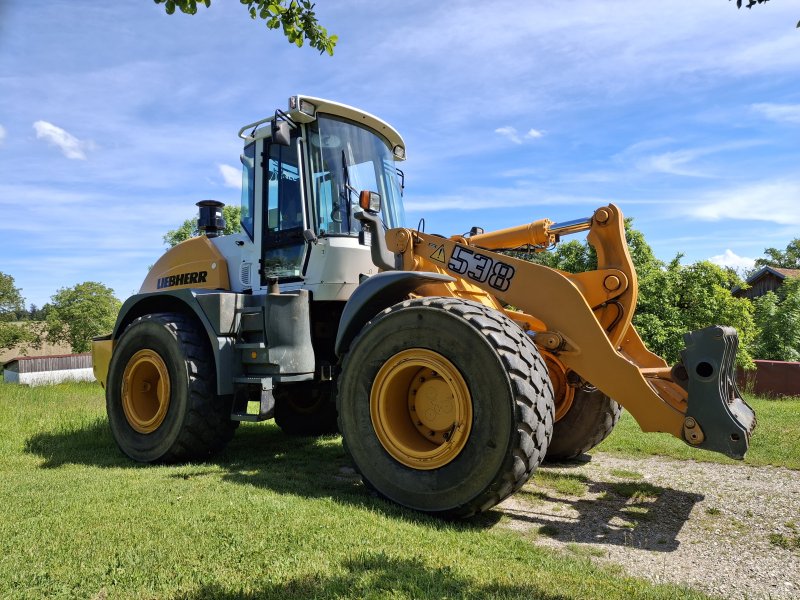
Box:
[92,95,756,518]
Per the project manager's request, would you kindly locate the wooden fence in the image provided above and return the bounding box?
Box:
[737,360,800,398]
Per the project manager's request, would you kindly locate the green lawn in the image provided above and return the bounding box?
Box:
[595,396,800,469]
[0,382,711,599]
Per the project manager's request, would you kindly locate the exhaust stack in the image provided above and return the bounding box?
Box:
[197,200,226,238]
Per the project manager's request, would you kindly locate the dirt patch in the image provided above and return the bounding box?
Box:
[497,454,800,599]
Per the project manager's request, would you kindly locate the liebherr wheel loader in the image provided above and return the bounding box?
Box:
[92,96,756,518]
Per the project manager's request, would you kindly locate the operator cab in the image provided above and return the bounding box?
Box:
[225,96,406,301]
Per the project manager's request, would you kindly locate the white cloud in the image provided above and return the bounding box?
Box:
[751,103,800,124]
[32,120,92,160]
[684,180,800,225]
[494,126,544,144]
[0,124,6,144]
[405,185,613,212]
[621,140,765,178]
[708,249,756,273]
[218,164,240,189]
[495,126,522,144]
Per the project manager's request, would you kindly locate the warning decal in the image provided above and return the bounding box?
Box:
[430,245,447,263]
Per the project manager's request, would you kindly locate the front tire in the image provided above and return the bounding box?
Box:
[337,298,554,518]
[545,388,621,461]
[106,313,238,463]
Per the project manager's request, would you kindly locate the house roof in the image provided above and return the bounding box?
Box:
[746,265,800,284]
[2,352,90,368]
[731,265,800,295]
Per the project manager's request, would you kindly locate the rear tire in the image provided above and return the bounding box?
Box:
[106,313,238,463]
[337,297,554,518]
[274,381,338,436]
[545,388,621,461]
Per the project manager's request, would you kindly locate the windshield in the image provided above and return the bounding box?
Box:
[307,115,405,236]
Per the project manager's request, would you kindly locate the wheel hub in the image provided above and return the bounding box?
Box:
[370,349,472,470]
[544,353,575,422]
[122,349,171,434]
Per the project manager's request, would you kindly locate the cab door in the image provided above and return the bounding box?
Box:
[261,134,307,283]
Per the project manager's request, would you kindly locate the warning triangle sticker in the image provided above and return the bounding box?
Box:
[430,245,446,263]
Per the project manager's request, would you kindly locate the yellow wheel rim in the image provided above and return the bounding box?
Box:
[544,353,575,422]
[370,349,472,470]
[122,349,171,434]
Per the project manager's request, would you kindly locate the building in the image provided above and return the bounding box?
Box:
[732,266,800,300]
[2,353,94,386]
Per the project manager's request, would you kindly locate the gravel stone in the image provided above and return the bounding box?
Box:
[498,454,800,599]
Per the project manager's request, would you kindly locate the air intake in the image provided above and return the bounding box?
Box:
[197,200,226,238]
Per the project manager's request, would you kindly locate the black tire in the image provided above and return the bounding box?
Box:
[545,388,621,461]
[274,381,338,436]
[337,297,554,518]
[106,312,238,463]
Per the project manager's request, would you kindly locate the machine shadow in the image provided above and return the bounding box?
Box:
[21,418,500,529]
[501,465,703,552]
[23,417,696,548]
[24,417,135,469]
[174,552,570,600]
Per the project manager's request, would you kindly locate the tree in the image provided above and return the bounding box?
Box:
[754,238,800,270]
[0,272,36,351]
[634,260,756,367]
[730,0,800,28]
[164,204,242,247]
[46,283,121,353]
[752,277,800,361]
[153,0,338,54]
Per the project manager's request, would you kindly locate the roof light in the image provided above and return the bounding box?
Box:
[393,145,406,160]
[299,99,316,117]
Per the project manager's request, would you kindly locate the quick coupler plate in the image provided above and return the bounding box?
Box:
[678,326,756,459]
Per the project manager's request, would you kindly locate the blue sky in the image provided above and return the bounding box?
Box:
[1,1,799,308]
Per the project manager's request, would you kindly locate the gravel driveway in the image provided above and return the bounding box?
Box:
[498,454,800,599]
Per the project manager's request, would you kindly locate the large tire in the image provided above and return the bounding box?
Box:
[545,388,621,461]
[337,297,554,518]
[274,381,338,436]
[106,313,238,463]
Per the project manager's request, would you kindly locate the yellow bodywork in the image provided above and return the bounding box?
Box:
[92,235,231,390]
[385,204,690,441]
[140,235,231,294]
[92,336,113,389]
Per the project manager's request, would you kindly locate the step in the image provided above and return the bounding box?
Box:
[231,376,275,422]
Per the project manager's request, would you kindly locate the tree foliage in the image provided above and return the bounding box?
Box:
[754,238,800,270]
[164,204,242,248]
[730,0,800,28]
[46,282,121,354]
[0,272,37,352]
[153,0,338,54]
[752,277,800,361]
[635,259,756,367]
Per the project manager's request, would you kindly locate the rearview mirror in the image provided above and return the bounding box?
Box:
[271,120,292,146]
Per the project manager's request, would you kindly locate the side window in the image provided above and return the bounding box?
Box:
[240,143,255,239]
[265,142,303,242]
[262,139,306,281]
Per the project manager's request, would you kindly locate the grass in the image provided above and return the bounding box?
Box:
[594,395,800,469]
[608,481,662,502]
[609,468,643,480]
[532,471,590,496]
[0,382,712,600]
[768,533,800,551]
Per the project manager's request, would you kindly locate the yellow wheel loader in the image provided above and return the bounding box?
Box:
[92,96,755,518]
